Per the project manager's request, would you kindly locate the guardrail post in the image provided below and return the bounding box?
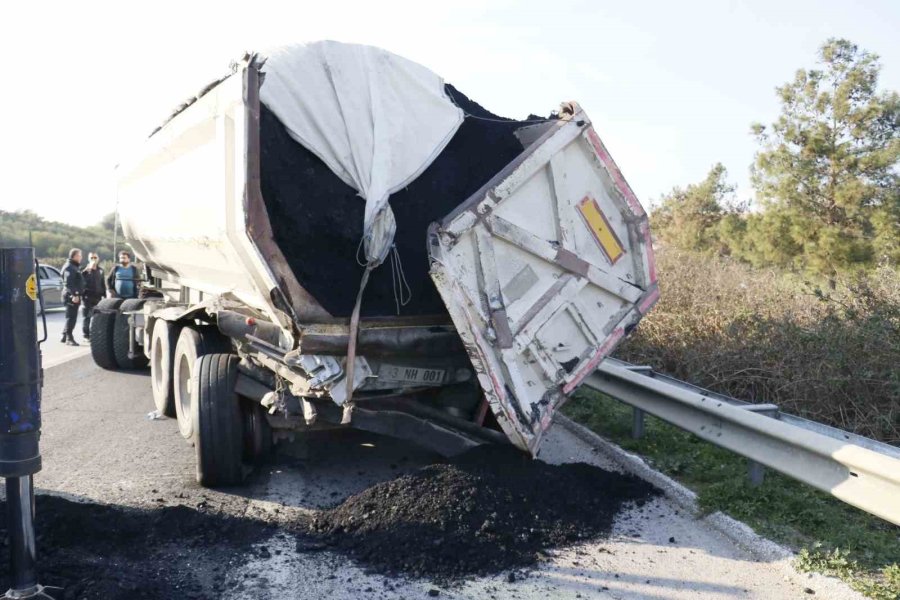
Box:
[631,408,645,439]
[748,460,765,487]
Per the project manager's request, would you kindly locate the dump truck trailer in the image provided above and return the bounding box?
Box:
[93,50,658,486]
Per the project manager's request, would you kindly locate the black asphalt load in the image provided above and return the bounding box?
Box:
[260,85,543,317]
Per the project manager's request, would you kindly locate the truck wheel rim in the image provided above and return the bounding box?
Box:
[177,354,192,426]
[153,342,165,391]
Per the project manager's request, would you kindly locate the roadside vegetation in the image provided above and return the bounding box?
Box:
[569,38,899,599]
[652,38,899,279]
[614,249,899,443]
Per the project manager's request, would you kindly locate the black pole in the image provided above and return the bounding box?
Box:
[0,247,60,599]
[6,477,38,590]
[0,248,42,480]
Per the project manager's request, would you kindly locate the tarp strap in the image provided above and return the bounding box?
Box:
[390,245,412,314]
[342,265,372,421]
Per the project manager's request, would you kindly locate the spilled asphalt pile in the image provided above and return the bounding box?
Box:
[310,445,659,581]
[0,448,657,598]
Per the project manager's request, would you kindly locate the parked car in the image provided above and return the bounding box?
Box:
[35,264,63,315]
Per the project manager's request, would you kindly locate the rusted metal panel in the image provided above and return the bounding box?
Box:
[243,62,332,323]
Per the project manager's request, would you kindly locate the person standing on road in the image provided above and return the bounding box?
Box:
[60,248,85,346]
[81,252,106,341]
[107,250,139,299]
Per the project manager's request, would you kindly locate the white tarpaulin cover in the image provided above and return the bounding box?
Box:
[259,41,464,267]
[260,41,465,406]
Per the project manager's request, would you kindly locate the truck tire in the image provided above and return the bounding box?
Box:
[90,298,124,370]
[192,353,244,487]
[150,319,181,417]
[173,326,231,440]
[113,298,149,369]
[243,400,272,463]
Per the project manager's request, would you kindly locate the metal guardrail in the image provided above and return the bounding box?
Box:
[584,358,900,526]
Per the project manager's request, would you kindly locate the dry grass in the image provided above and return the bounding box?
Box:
[616,248,900,444]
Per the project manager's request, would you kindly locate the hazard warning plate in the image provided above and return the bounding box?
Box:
[577,195,625,265]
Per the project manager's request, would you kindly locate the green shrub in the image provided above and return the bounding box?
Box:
[617,249,900,443]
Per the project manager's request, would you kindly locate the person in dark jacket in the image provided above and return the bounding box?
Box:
[107,250,140,300]
[60,248,85,346]
[81,252,106,340]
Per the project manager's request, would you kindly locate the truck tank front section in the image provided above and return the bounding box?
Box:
[116,62,330,334]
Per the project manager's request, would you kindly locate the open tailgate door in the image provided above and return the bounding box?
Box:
[428,108,658,454]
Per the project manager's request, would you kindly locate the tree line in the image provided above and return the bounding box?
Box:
[0,210,122,266]
[652,39,899,280]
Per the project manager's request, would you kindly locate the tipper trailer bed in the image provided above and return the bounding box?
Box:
[93,53,658,486]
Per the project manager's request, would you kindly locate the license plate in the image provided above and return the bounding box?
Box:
[378,364,446,385]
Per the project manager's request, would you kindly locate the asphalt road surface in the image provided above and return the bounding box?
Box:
[37,308,90,368]
[13,355,862,599]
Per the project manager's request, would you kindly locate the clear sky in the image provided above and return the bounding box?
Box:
[1,0,897,227]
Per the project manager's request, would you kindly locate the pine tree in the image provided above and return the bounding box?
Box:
[750,38,900,276]
[652,163,743,255]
